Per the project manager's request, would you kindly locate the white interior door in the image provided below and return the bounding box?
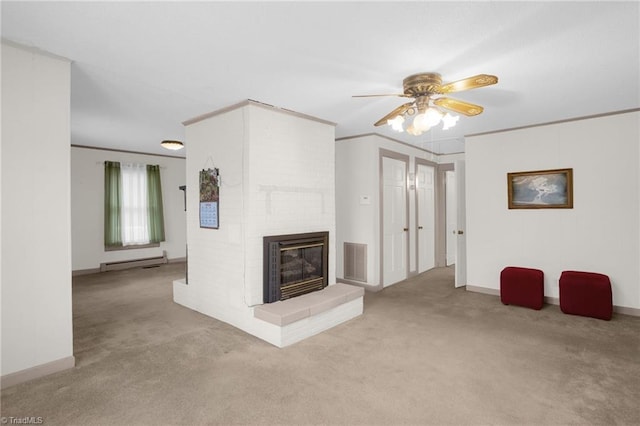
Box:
[445,170,456,266]
[417,164,435,273]
[454,160,467,288]
[383,157,407,287]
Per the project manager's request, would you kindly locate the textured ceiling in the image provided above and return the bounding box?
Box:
[2,1,639,157]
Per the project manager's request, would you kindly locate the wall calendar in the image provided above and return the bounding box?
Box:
[199,168,220,229]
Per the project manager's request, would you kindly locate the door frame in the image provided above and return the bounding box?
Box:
[435,163,454,267]
[454,160,467,288]
[415,158,437,273]
[379,148,410,287]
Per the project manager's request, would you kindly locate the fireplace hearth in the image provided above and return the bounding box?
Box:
[263,232,329,303]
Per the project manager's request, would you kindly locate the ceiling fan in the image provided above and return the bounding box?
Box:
[354,73,498,135]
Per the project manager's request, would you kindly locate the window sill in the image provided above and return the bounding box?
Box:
[105,242,160,252]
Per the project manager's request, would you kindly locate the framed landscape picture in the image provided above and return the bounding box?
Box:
[507,168,573,209]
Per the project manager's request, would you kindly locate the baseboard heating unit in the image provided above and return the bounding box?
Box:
[100,250,168,272]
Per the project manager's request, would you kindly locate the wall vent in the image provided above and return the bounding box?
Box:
[344,243,367,282]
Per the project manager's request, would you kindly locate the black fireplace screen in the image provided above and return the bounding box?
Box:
[264,232,328,303]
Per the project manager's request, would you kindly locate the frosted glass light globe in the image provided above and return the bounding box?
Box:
[387,115,405,132]
[442,113,459,130]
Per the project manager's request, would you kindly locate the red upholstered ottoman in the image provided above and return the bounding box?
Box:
[559,271,612,320]
[500,267,544,310]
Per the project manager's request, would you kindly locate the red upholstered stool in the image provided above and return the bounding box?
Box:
[500,267,544,310]
[559,271,612,320]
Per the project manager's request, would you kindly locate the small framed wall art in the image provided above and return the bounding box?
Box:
[507,168,573,209]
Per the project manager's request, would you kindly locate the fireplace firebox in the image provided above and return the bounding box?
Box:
[263,232,329,303]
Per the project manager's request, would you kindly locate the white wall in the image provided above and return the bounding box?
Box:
[1,43,74,376]
[70,146,186,271]
[335,135,441,288]
[466,111,640,309]
[175,101,336,342]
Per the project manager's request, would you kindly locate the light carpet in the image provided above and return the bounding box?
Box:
[2,263,639,425]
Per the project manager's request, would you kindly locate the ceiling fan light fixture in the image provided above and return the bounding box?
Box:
[161,140,184,150]
[412,107,441,132]
[387,115,405,132]
[361,71,497,136]
[424,107,443,127]
[386,106,458,134]
[406,123,423,136]
[442,113,459,130]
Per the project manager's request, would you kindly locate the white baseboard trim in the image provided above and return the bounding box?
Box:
[613,305,640,316]
[545,296,560,305]
[467,286,640,317]
[72,268,101,276]
[1,356,75,389]
[337,278,382,292]
[465,285,499,296]
[73,258,186,276]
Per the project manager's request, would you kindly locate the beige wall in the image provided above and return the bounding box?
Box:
[465,111,640,309]
[335,135,446,288]
[70,146,186,271]
[1,43,74,377]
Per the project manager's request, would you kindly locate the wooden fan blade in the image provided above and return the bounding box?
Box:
[374,102,415,126]
[438,74,498,94]
[434,97,484,116]
[353,93,408,98]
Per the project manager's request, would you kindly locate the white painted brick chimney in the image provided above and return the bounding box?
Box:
[173,100,349,346]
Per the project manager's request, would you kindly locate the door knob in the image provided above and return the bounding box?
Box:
[418,226,423,230]
[457,230,464,235]
[403,228,409,231]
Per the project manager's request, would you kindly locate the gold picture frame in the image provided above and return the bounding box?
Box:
[507,168,573,209]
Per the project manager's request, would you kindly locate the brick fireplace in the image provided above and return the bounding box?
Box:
[172,100,363,348]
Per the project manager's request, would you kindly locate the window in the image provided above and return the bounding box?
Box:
[121,163,150,245]
[104,161,165,249]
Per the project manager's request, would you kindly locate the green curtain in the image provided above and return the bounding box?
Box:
[104,161,123,247]
[147,165,165,243]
